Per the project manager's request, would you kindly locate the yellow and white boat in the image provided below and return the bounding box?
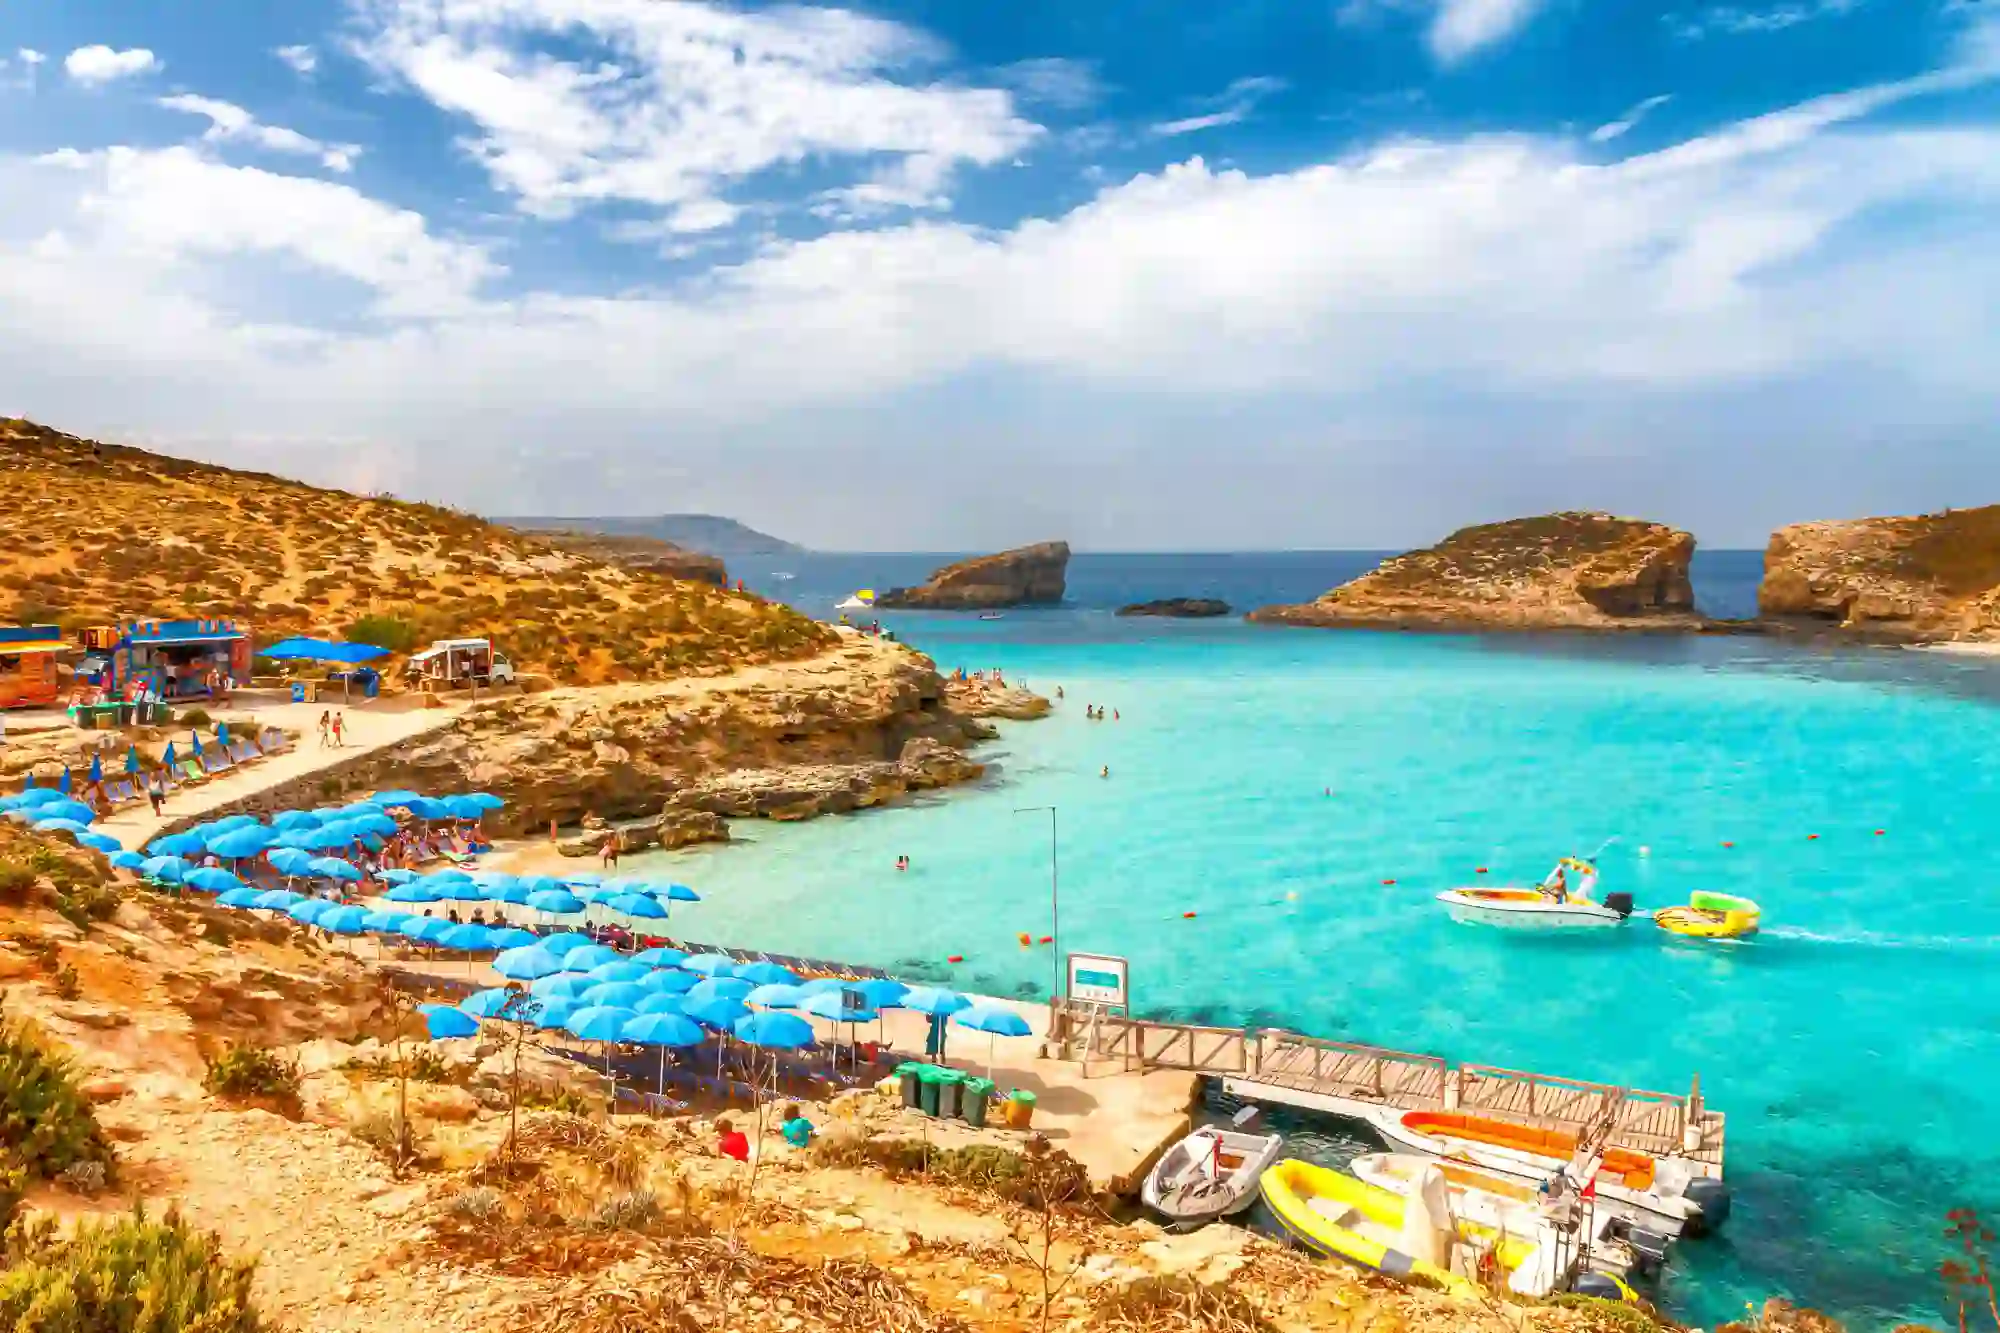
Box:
[1259,1159,1554,1298]
[1653,890,1761,940]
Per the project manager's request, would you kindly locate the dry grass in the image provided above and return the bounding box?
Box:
[0,418,835,684]
[1360,512,1683,595]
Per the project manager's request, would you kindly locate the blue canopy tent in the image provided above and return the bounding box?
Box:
[257,638,389,701]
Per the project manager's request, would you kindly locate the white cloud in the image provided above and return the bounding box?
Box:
[992,58,1104,111]
[1151,75,1286,136]
[1669,0,1864,41]
[1429,0,1549,62]
[19,49,46,67]
[0,27,1997,514]
[275,44,319,75]
[158,93,363,173]
[63,45,161,86]
[347,0,1041,227]
[1591,94,1673,143]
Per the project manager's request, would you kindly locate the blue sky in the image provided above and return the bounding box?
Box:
[1,0,1996,550]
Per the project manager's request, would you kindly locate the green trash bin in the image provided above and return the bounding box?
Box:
[935,1068,966,1120]
[917,1066,944,1116]
[961,1077,995,1129]
[896,1062,926,1110]
[115,702,135,727]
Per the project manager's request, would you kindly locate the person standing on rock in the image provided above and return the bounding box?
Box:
[600,834,619,871]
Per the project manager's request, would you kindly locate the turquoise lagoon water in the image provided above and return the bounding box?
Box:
[626,558,2000,1328]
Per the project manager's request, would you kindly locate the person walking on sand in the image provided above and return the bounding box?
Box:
[600,834,619,870]
[331,712,345,748]
[147,770,165,816]
[317,710,331,749]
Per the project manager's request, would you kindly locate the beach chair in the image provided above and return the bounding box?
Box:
[199,747,233,775]
[259,727,291,755]
[178,757,208,785]
[103,777,137,807]
[226,738,260,765]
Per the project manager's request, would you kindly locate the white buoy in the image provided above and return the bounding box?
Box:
[1639,845,1651,857]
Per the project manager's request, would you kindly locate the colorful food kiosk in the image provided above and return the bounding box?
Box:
[0,625,64,710]
[78,619,252,703]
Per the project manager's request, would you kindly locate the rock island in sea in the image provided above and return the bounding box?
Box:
[1248,511,1701,632]
[875,541,1070,609]
[1759,504,2000,642]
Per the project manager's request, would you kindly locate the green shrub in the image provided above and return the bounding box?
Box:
[201,1043,301,1105]
[0,1009,113,1182]
[176,707,212,728]
[0,860,36,902]
[345,614,418,654]
[0,1204,262,1332]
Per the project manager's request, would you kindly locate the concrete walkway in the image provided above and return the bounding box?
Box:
[92,696,463,850]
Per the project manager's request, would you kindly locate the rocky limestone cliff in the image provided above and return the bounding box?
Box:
[1759,507,2000,640]
[1116,598,1231,618]
[1248,512,1698,632]
[875,542,1069,609]
[525,529,728,585]
[315,637,1023,839]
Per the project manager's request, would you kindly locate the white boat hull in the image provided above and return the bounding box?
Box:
[1436,890,1628,928]
[1140,1127,1284,1224]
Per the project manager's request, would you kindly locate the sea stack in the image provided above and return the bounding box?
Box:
[1759,507,2000,641]
[876,541,1069,610]
[1116,598,1232,617]
[1248,512,1698,632]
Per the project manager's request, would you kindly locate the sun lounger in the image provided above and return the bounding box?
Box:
[226,738,260,765]
[259,728,292,755]
[199,748,233,775]
[177,759,208,785]
[103,778,137,806]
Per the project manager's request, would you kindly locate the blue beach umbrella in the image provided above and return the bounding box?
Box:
[460,792,504,810]
[58,767,71,794]
[308,857,362,882]
[140,855,188,884]
[952,1003,1034,1077]
[417,1003,480,1040]
[461,988,530,1019]
[685,996,750,1032]
[635,992,689,1015]
[109,850,147,871]
[640,969,699,995]
[403,918,456,944]
[482,882,533,906]
[686,977,754,1006]
[124,745,142,774]
[319,906,371,935]
[217,887,266,909]
[424,867,473,883]
[437,879,486,902]
[581,981,649,1009]
[208,828,277,860]
[901,988,971,1017]
[253,889,304,910]
[851,979,912,1010]
[532,998,581,1031]
[185,867,245,893]
[797,978,850,996]
[38,799,95,825]
[517,875,566,896]
[15,785,57,805]
[733,1011,814,1051]
[88,753,102,785]
[437,924,495,952]
[745,984,804,1010]
[370,790,421,806]
[631,947,686,968]
[385,883,445,904]
[270,810,321,830]
[160,743,178,770]
[527,889,584,916]
[188,733,203,758]
[585,960,650,985]
[530,975,598,1002]
[735,961,800,988]
[443,795,487,821]
[577,885,623,906]
[559,945,623,972]
[797,989,876,1023]
[565,1005,636,1043]
[623,1009,706,1096]
[486,927,539,950]
[268,847,318,877]
[33,819,92,837]
[404,796,450,820]
[681,953,735,977]
[494,945,569,981]
[539,933,597,960]
[286,899,333,925]
[363,910,413,934]
[564,872,604,888]
[606,893,667,920]
[215,721,231,746]
[378,867,418,884]
[346,812,398,837]
[662,883,700,902]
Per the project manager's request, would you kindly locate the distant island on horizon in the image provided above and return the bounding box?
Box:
[499,513,805,560]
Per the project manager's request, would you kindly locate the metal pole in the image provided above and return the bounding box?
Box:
[1014,805,1059,1001]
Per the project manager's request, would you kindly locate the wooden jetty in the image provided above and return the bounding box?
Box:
[1045,998,1725,1174]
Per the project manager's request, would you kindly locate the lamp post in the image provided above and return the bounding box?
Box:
[1014,805,1059,1001]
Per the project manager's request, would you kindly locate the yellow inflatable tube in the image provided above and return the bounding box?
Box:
[1259,1160,1537,1298]
[1655,890,1761,939]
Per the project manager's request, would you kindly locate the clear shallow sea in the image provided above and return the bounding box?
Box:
[633,552,2000,1328]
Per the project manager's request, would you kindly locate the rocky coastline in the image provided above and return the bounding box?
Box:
[1757,506,2000,642]
[1116,597,1231,617]
[875,541,1069,609]
[322,636,1047,855]
[1249,512,1704,633]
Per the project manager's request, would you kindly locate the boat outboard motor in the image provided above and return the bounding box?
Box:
[1603,892,1635,918]
[1682,1177,1731,1235]
[1605,1217,1672,1275]
[1572,1272,1630,1303]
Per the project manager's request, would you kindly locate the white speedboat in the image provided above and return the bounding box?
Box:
[1436,857,1633,928]
[1140,1110,1284,1227]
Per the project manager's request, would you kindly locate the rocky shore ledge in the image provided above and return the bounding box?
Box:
[875,541,1069,609]
[328,636,1045,855]
[1759,505,2000,642]
[1116,598,1231,617]
[1249,512,1702,633]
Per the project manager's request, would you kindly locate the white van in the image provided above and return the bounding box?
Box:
[406,638,516,686]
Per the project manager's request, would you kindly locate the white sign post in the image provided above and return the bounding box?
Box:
[1066,952,1129,1008]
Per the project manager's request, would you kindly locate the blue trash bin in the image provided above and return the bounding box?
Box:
[290,682,307,703]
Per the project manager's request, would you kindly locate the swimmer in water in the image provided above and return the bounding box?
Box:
[1100,765,1109,778]
[1113,709,1119,721]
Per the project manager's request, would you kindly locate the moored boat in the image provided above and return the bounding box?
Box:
[1654,890,1761,940]
[1436,856,1633,928]
[1259,1159,1562,1298]
[1140,1114,1284,1226]
[1373,1109,1729,1237]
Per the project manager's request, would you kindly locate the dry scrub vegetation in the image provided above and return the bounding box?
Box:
[0,418,834,684]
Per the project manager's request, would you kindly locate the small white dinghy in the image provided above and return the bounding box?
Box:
[1141,1108,1284,1226]
[1436,856,1634,929]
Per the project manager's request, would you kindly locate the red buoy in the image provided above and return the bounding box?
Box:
[1807,834,1819,840]
[946,955,963,964]
[1475,867,1488,874]
[1037,935,1053,944]
[1875,829,1886,836]
[1722,841,1735,848]
[1182,911,1198,919]
[1381,878,1397,886]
